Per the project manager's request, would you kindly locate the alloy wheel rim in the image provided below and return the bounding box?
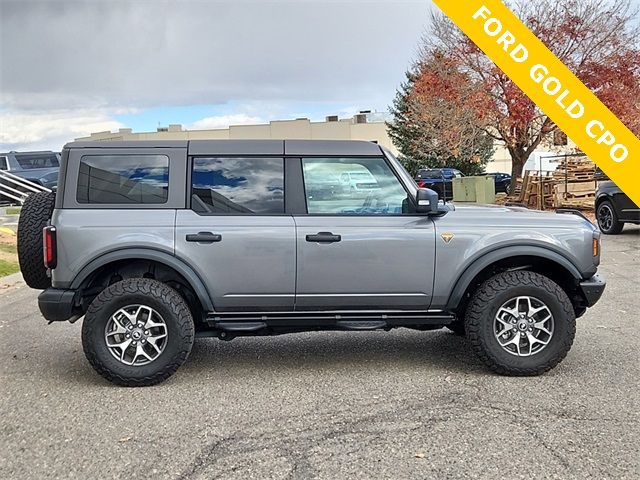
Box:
[598,204,613,231]
[493,296,554,357]
[104,304,168,366]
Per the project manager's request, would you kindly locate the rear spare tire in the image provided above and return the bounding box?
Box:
[17,191,55,289]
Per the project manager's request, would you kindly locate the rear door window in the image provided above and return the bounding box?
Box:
[77,155,169,204]
[191,157,284,214]
[15,153,59,169]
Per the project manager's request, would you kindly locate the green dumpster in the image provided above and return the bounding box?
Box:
[452,176,495,204]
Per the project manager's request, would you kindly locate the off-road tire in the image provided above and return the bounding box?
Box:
[17,191,55,289]
[465,271,576,376]
[597,200,624,234]
[82,278,195,387]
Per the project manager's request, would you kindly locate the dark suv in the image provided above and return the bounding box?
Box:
[0,151,60,188]
[595,181,640,234]
[482,172,512,194]
[415,168,463,200]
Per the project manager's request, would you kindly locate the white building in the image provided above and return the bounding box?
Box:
[77,111,575,174]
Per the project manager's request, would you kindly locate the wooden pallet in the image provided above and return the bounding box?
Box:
[553,156,597,183]
[506,170,556,209]
[506,170,596,211]
[554,180,596,209]
[555,197,595,209]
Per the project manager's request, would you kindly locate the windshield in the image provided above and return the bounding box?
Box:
[418,170,441,179]
[379,147,417,197]
[15,153,59,170]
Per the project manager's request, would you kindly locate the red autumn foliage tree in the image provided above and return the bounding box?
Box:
[388,52,495,175]
[411,52,494,156]
[425,0,640,187]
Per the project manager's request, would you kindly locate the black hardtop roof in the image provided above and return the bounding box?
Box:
[64,139,384,156]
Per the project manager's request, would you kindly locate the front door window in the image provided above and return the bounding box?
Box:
[301,157,410,215]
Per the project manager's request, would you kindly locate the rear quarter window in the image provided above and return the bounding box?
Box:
[77,155,169,204]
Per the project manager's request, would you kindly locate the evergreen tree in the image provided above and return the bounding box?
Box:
[387,72,424,176]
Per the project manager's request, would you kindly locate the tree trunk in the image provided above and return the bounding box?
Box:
[507,147,530,193]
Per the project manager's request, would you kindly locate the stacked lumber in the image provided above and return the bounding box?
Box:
[503,156,599,211]
[507,170,555,210]
[554,181,596,209]
[552,156,596,182]
[553,156,597,209]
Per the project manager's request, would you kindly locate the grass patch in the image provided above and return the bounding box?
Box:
[5,207,21,215]
[0,259,20,277]
[0,243,16,255]
[0,233,18,276]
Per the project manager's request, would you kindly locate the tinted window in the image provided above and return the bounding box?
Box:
[77,155,169,204]
[15,153,59,169]
[302,157,409,215]
[192,158,284,214]
[0,156,7,171]
[417,169,441,179]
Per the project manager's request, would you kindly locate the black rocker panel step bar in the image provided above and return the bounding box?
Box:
[206,310,455,331]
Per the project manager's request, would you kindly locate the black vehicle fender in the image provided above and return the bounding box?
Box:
[445,245,583,311]
[595,190,612,205]
[69,248,214,311]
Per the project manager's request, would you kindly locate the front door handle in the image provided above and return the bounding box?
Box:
[306,232,341,243]
[186,232,222,243]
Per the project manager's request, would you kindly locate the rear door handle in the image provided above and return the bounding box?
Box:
[186,232,222,243]
[305,232,341,243]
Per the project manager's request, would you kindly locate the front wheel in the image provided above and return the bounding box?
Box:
[82,278,195,386]
[597,200,624,234]
[465,271,576,376]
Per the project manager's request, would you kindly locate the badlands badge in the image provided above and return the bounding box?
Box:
[441,233,454,244]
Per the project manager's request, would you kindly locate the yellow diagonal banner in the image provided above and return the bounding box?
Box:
[432,0,640,206]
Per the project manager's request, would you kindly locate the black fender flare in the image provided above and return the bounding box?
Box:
[445,245,583,311]
[595,191,612,206]
[70,248,214,311]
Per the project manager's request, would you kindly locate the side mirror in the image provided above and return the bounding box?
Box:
[416,188,439,214]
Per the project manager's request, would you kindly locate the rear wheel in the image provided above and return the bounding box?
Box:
[82,278,195,386]
[597,200,623,234]
[465,271,575,376]
[17,191,55,289]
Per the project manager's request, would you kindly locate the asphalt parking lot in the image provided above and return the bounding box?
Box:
[0,227,638,480]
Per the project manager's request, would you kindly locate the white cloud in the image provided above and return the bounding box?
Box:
[0,1,429,111]
[187,114,265,130]
[0,110,123,152]
[0,1,430,151]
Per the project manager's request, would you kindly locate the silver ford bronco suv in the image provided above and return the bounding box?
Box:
[17,140,605,386]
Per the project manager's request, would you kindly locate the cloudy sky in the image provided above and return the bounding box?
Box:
[0,0,432,151]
